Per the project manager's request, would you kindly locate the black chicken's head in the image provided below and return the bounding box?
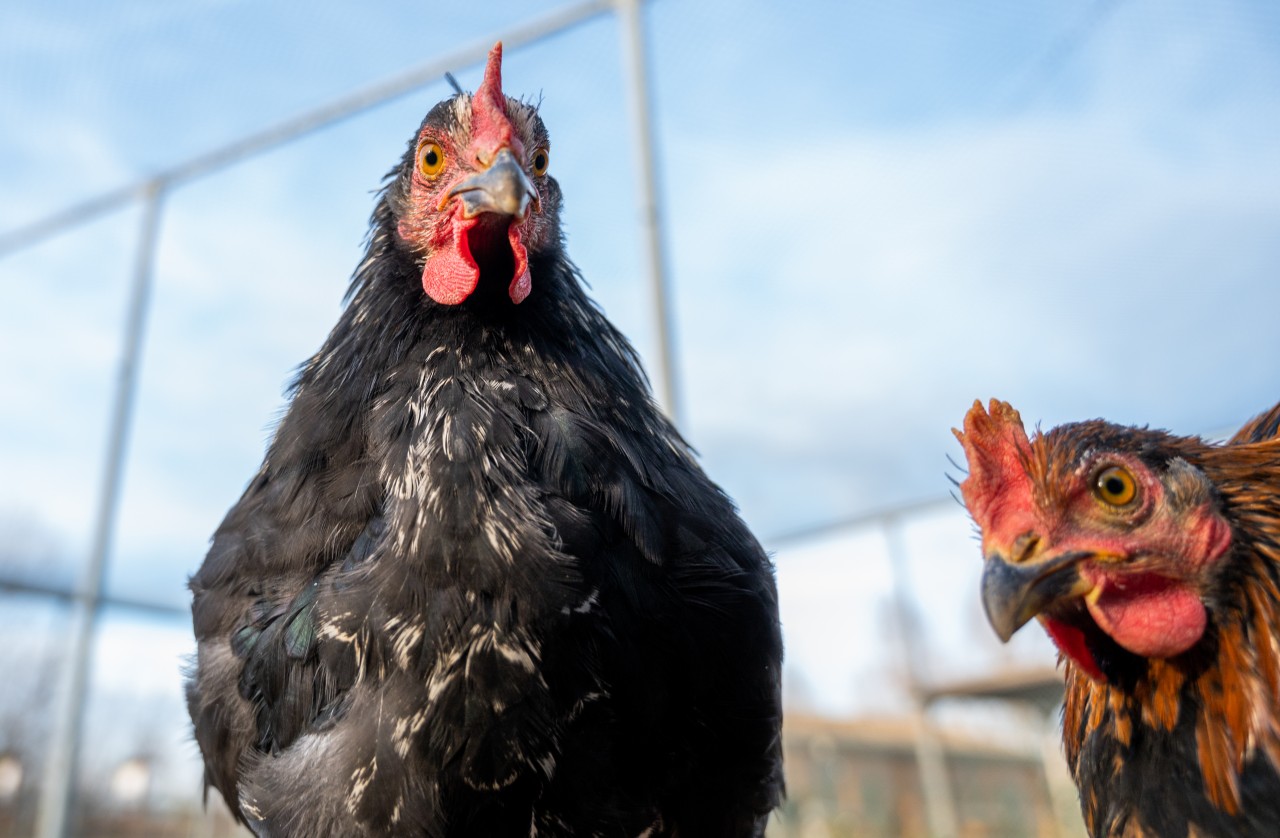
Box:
[388,42,563,306]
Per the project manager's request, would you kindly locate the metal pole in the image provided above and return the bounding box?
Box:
[1038,708,1085,838]
[884,515,959,838]
[616,0,682,426]
[767,494,960,549]
[0,576,186,617]
[35,182,166,838]
[998,0,1124,114]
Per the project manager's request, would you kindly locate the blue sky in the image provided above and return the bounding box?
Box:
[2,0,1280,791]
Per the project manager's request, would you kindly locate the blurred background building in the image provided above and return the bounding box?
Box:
[3,0,1280,835]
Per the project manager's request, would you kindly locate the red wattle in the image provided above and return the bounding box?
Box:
[1041,616,1105,682]
[1085,573,1205,659]
[422,216,479,305]
[508,225,530,304]
[421,214,531,306]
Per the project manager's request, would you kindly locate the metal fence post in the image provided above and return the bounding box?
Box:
[884,515,959,838]
[1039,709,1085,838]
[35,181,166,838]
[616,0,682,427]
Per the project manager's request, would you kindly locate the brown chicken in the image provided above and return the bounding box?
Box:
[956,399,1280,837]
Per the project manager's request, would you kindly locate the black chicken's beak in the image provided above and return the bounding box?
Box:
[445,148,537,220]
[981,547,1094,642]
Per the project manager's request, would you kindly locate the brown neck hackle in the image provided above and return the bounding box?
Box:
[1064,431,1280,816]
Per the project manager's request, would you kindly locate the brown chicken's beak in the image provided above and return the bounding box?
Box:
[981,546,1094,642]
[444,148,537,220]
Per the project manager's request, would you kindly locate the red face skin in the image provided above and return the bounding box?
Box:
[395,43,558,306]
[956,400,1233,681]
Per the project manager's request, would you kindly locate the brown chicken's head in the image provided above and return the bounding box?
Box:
[954,399,1233,682]
[391,42,561,306]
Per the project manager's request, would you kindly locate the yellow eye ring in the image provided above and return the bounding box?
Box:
[418,141,446,178]
[531,147,550,177]
[1094,465,1138,507]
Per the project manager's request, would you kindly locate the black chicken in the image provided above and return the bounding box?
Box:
[187,44,783,837]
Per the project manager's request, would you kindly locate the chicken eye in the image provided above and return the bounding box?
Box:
[1094,465,1138,507]
[418,141,446,178]
[531,147,549,177]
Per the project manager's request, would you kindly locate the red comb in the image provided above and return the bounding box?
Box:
[471,42,515,160]
[953,399,1035,532]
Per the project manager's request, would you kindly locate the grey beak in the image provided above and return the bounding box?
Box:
[981,550,1093,642]
[446,148,537,220]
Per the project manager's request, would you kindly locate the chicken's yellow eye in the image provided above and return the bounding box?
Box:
[418,141,446,178]
[531,147,550,177]
[1094,465,1138,507]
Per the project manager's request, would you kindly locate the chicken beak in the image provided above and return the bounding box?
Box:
[444,148,537,220]
[981,547,1094,642]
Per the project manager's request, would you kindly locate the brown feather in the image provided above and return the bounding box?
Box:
[1067,431,1280,821]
